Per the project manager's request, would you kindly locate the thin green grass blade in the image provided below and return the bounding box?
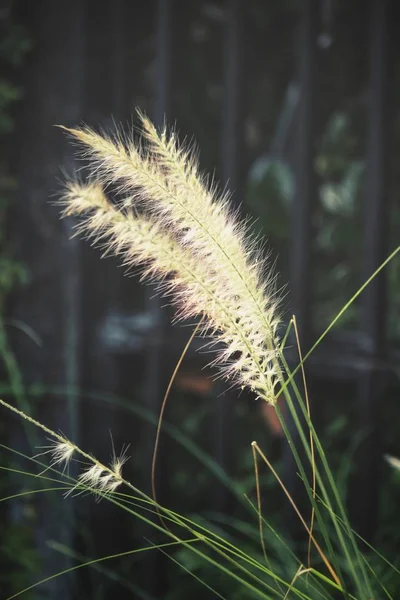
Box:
[279,245,400,394]
[147,538,229,600]
[4,539,200,600]
[48,541,162,600]
[275,349,374,598]
[277,381,373,598]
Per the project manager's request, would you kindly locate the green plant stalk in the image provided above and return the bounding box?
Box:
[4,536,201,600]
[273,245,400,597]
[277,324,376,598]
[23,383,342,596]
[1,384,340,596]
[8,379,358,598]
[0,486,69,504]
[273,249,400,598]
[0,388,312,592]
[2,463,274,600]
[62,495,279,600]
[154,542,228,600]
[316,493,398,598]
[207,507,341,600]
[267,332,346,591]
[0,376,373,598]
[115,493,318,599]
[266,375,346,592]
[276,381,372,599]
[280,353,373,595]
[50,541,158,600]
[275,398,353,596]
[1,399,365,600]
[0,404,311,600]
[114,495,322,600]
[244,501,336,599]
[0,469,342,600]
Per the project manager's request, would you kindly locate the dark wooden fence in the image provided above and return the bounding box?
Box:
[6,0,398,597]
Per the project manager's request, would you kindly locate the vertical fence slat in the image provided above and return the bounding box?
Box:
[363,0,388,348]
[355,0,389,542]
[290,0,317,345]
[143,0,171,491]
[146,0,171,487]
[112,0,126,116]
[139,0,172,595]
[141,0,171,491]
[214,0,244,513]
[155,0,171,124]
[79,6,130,594]
[284,0,317,541]
[222,0,243,199]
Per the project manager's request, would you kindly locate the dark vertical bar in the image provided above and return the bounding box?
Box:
[139,0,171,596]
[155,0,171,124]
[354,0,389,541]
[222,0,243,200]
[362,0,388,347]
[112,0,126,117]
[77,4,136,597]
[284,0,317,543]
[50,6,84,596]
[215,0,243,513]
[290,0,317,345]
[141,0,171,496]
[143,0,171,494]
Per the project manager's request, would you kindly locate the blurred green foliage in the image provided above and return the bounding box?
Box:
[0,8,30,304]
[246,109,400,335]
[0,5,38,598]
[0,519,41,600]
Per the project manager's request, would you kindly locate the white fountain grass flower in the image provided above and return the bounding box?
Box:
[60,180,280,403]
[36,435,127,498]
[61,114,281,357]
[65,444,130,499]
[0,397,130,501]
[34,435,75,473]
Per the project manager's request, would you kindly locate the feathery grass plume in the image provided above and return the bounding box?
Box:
[60,180,280,402]
[60,118,283,400]
[61,120,281,371]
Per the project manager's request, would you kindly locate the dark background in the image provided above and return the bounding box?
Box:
[1,0,400,598]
